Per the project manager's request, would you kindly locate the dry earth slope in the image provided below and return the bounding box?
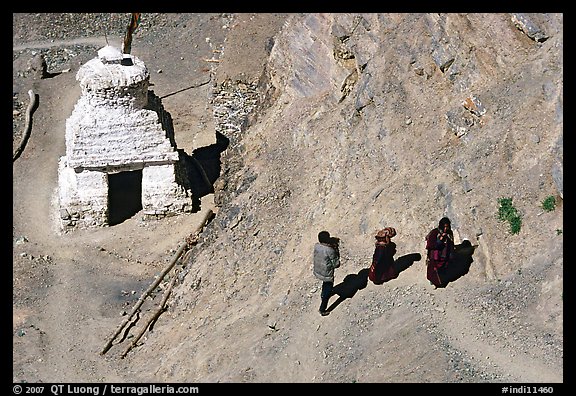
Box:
[126,13,564,383]
[13,13,563,384]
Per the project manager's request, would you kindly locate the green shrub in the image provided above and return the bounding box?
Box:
[508,215,522,234]
[541,195,556,212]
[497,197,522,235]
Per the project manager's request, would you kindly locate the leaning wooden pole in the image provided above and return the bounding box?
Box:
[120,269,178,359]
[13,90,37,162]
[122,13,141,55]
[100,209,214,355]
[100,241,186,355]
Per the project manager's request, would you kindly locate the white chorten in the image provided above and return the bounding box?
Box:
[57,46,193,229]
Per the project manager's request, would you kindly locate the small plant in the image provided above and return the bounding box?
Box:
[508,215,522,235]
[541,195,556,212]
[497,197,522,235]
[556,229,563,235]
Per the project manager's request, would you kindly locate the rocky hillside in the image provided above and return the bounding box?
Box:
[12,13,563,383]
[124,13,563,382]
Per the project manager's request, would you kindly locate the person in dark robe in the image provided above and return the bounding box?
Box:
[368,227,398,284]
[425,217,454,288]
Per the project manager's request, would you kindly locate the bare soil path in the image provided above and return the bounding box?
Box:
[13,27,219,382]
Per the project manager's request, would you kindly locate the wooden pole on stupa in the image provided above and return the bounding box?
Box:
[122,13,141,55]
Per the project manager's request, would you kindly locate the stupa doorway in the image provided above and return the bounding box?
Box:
[108,169,143,226]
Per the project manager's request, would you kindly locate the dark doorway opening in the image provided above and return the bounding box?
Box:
[108,170,143,226]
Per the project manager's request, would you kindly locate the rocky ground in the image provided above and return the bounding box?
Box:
[13,13,563,385]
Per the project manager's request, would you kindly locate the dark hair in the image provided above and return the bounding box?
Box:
[318,231,331,244]
[439,217,451,229]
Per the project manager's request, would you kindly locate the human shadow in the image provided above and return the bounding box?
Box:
[326,268,369,313]
[326,253,422,313]
[440,240,476,286]
[394,252,422,274]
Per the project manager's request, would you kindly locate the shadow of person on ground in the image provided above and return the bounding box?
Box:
[394,252,422,275]
[439,240,476,286]
[326,268,369,313]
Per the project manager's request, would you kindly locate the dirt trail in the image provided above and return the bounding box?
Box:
[432,287,559,382]
[13,36,123,52]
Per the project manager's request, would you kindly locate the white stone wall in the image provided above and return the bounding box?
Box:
[64,98,179,170]
[58,157,108,228]
[141,164,193,218]
[76,53,149,110]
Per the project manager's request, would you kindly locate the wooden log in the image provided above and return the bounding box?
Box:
[120,269,178,359]
[100,242,186,355]
[13,90,37,162]
[100,209,214,355]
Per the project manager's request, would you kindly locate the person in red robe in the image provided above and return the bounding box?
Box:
[425,217,454,288]
[368,227,398,284]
